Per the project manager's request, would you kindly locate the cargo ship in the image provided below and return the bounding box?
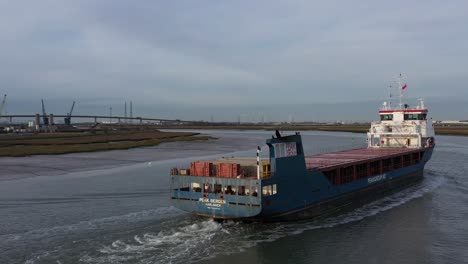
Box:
[170,82,435,221]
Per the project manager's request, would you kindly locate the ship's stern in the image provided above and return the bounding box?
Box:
[171,175,262,219]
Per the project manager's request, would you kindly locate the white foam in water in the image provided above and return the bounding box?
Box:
[2,206,182,245]
[91,175,446,264]
[91,219,225,264]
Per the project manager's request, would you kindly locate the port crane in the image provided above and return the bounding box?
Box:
[41,99,49,126]
[64,101,75,126]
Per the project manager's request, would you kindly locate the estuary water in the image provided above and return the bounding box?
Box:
[0,130,466,264]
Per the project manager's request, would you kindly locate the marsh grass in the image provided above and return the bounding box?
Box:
[0,130,210,157]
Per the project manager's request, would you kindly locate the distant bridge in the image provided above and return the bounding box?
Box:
[0,114,186,124]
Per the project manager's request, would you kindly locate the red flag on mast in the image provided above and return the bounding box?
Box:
[401,84,407,90]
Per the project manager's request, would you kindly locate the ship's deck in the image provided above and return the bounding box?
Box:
[305,147,422,170]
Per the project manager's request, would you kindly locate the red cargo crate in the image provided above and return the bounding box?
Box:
[232,164,240,177]
[216,163,228,177]
[190,162,212,176]
[216,163,240,178]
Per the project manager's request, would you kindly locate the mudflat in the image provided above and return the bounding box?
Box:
[0,130,210,157]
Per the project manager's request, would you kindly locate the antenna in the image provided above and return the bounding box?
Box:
[387,84,393,109]
[393,73,407,109]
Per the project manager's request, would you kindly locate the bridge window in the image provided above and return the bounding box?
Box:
[404,114,418,120]
[404,114,427,120]
[380,114,393,121]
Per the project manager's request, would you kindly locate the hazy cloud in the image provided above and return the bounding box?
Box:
[1,0,467,120]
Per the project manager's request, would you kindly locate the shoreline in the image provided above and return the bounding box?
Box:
[1,126,464,182]
[0,130,260,182]
[0,136,215,181]
[159,124,468,136]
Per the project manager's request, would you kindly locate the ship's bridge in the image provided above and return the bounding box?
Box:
[368,99,435,149]
[379,109,428,122]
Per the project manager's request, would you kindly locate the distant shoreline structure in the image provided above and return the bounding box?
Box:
[159,122,468,136]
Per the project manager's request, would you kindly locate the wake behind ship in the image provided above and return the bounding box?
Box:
[170,82,435,221]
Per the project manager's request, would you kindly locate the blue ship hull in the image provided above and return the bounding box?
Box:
[171,134,434,221]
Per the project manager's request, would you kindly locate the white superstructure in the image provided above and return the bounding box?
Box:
[367,78,435,149]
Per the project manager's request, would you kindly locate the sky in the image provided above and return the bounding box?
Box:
[1,1,467,121]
